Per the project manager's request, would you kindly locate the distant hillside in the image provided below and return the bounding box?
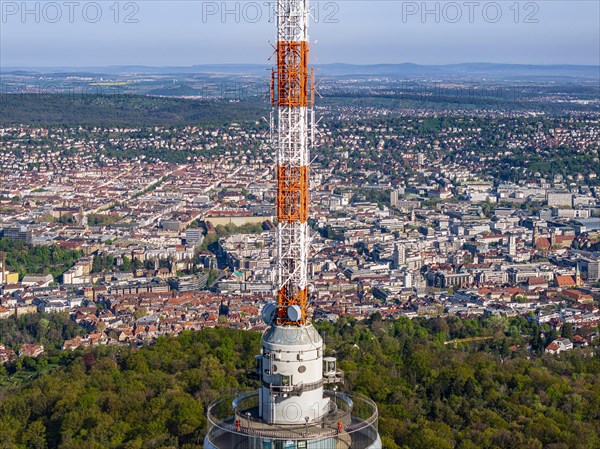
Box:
[316,63,600,81]
[147,84,202,97]
[4,63,599,81]
[0,95,268,126]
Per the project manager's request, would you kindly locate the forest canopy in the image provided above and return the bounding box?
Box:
[0,316,598,449]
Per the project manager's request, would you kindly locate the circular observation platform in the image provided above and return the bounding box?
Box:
[204,391,382,449]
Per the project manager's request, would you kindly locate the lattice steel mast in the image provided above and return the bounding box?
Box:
[270,0,314,327]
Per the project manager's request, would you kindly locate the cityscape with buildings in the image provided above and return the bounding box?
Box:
[0,0,598,444]
[1,108,599,360]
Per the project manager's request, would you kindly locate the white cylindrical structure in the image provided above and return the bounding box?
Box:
[258,324,329,424]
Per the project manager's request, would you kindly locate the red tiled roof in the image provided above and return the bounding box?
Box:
[555,235,574,243]
[505,287,525,295]
[556,275,576,287]
[528,277,547,285]
[536,238,551,249]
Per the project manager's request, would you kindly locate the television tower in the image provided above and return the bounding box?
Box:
[204,0,382,447]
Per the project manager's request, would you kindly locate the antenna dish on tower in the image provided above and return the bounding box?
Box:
[287,305,302,322]
[262,302,278,325]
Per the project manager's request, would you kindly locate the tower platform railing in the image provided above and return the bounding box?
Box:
[205,390,380,449]
[265,378,325,397]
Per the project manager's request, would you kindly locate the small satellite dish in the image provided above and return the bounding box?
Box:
[262,302,278,325]
[287,305,302,322]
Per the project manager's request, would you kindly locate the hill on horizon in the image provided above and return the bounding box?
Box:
[3,62,599,81]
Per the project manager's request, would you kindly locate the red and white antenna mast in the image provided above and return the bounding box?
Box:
[271,0,314,326]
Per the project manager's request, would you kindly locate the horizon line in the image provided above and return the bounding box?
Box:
[2,61,600,70]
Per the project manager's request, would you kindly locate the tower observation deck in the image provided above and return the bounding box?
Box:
[204,0,382,447]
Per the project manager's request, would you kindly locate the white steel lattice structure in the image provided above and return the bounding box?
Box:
[270,0,315,326]
[204,0,382,447]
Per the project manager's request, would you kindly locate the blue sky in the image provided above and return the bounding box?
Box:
[1,1,599,67]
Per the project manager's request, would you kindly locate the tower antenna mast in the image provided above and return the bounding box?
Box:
[270,0,315,326]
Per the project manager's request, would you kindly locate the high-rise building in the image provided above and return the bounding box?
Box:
[204,0,382,447]
[390,190,399,207]
[403,269,413,288]
[508,235,517,257]
[588,260,599,281]
[393,243,406,269]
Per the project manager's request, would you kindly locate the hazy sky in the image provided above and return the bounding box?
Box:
[1,0,599,67]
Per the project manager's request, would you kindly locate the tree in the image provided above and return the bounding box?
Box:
[121,256,133,272]
[22,419,47,449]
[134,308,148,320]
[0,314,598,449]
[561,323,574,339]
